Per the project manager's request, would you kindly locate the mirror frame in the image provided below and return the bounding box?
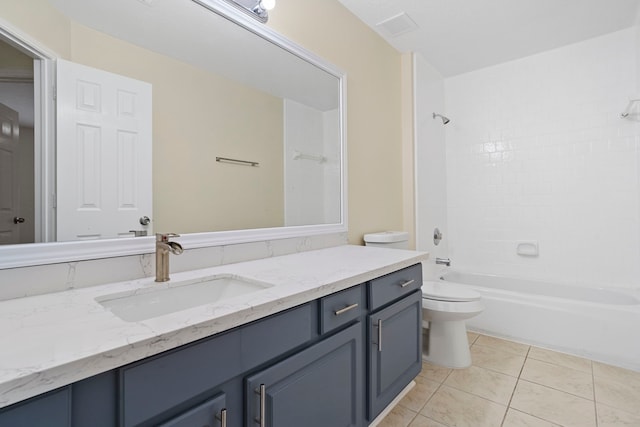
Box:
[0,0,347,269]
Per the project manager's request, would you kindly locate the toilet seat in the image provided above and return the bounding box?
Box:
[422,281,480,302]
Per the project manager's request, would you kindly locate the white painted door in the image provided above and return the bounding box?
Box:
[56,59,152,241]
[0,103,21,244]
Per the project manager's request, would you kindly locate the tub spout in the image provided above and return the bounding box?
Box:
[435,257,451,266]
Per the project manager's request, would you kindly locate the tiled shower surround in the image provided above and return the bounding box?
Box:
[441,27,640,289]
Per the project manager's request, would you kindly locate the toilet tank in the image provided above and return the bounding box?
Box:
[363,231,409,249]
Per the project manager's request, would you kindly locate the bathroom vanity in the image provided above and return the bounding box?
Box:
[0,246,426,426]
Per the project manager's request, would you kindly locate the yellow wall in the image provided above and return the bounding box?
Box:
[0,39,33,68]
[67,23,285,233]
[268,1,406,245]
[0,0,70,58]
[400,53,416,249]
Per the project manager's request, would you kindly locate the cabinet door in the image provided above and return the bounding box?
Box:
[159,393,226,427]
[368,290,422,420]
[0,388,71,427]
[245,323,363,427]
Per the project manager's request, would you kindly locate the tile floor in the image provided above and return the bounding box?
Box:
[378,332,640,427]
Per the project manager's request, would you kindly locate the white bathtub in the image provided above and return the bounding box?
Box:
[440,271,640,371]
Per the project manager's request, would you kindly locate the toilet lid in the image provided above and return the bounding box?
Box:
[422,281,481,302]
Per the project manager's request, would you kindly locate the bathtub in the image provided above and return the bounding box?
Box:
[440,270,640,371]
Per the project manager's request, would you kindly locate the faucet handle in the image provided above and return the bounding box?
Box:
[156,232,181,242]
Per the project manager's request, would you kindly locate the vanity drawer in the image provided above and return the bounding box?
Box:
[319,284,365,334]
[368,264,422,311]
[120,303,313,427]
[158,393,226,427]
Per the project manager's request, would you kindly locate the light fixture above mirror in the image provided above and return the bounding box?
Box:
[220,0,276,22]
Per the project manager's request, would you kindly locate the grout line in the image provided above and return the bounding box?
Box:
[592,360,599,427]
[413,374,448,425]
[500,345,531,426]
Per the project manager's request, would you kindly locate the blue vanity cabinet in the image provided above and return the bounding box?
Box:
[119,303,315,427]
[158,393,227,427]
[367,265,423,421]
[71,371,118,427]
[0,263,425,427]
[0,387,71,427]
[245,322,363,427]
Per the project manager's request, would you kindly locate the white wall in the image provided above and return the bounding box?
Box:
[443,28,640,289]
[283,100,340,226]
[413,54,447,278]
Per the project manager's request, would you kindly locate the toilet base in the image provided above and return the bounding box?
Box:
[422,320,471,369]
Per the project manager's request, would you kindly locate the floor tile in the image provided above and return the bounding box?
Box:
[377,404,418,427]
[418,360,452,383]
[594,375,640,416]
[527,346,592,373]
[502,409,561,427]
[597,402,640,427]
[593,361,640,384]
[467,331,479,346]
[420,385,507,427]
[408,414,448,427]
[398,375,440,412]
[444,365,517,405]
[520,358,593,399]
[382,336,640,427]
[474,334,530,356]
[510,380,596,427]
[470,344,526,377]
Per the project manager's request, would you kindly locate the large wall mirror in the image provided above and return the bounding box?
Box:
[0,0,346,268]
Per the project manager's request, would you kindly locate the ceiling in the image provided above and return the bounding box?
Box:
[338,0,640,77]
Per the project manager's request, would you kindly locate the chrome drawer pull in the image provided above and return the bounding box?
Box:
[400,279,415,288]
[334,303,359,316]
[216,408,227,427]
[254,384,266,427]
[377,319,383,352]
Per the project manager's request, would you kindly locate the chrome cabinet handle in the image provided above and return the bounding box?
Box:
[13,217,25,224]
[254,384,265,427]
[400,279,415,288]
[377,319,383,352]
[334,303,358,316]
[216,409,227,427]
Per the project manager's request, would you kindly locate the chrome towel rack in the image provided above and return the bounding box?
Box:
[216,156,259,167]
[292,150,326,163]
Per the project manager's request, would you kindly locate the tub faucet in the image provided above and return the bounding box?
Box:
[435,257,451,267]
[155,233,184,282]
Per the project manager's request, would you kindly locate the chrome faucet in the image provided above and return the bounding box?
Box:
[155,233,184,282]
[435,257,451,267]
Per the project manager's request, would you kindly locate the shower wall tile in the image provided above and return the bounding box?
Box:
[443,27,640,289]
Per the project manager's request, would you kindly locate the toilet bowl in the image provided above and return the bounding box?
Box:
[421,281,484,368]
[363,231,484,369]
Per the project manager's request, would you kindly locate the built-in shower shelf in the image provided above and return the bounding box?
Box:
[621,96,640,120]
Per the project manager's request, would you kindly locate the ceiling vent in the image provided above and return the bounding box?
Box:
[376,12,418,37]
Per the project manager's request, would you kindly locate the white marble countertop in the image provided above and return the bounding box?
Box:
[0,244,427,409]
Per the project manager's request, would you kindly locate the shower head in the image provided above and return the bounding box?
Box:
[432,112,450,125]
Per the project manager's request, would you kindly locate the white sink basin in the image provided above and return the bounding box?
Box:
[96,275,273,322]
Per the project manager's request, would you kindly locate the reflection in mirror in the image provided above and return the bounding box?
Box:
[0,0,344,252]
[0,38,35,245]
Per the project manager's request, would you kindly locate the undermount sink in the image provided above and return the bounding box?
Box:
[96,275,273,322]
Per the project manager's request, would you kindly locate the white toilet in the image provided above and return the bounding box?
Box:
[364,231,484,369]
[421,281,483,368]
